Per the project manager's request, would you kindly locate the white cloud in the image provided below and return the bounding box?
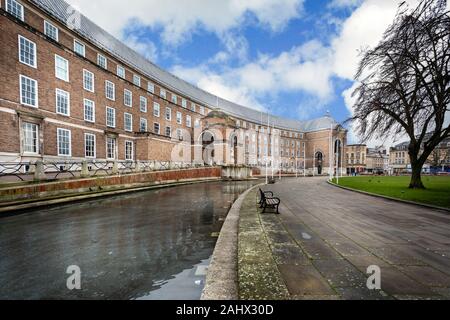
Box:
[328,0,363,9]
[66,0,304,46]
[123,35,158,63]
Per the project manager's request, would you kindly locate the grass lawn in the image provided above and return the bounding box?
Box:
[332,176,450,209]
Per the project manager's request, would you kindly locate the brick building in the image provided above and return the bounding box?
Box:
[0,0,347,175]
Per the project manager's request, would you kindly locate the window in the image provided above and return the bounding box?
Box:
[106,137,116,160]
[97,54,107,69]
[133,74,141,86]
[147,82,155,93]
[55,55,69,81]
[176,111,182,125]
[154,122,160,135]
[22,122,39,154]
[165,107,171,121]
[84,99,95,122]
[171,94,177,104]
[176,128,183,140]
[44,21,58,41]
[73,39,85,57]
[106,107,116,128]
[200,106,205,115]
[124,89,132,107]
[160,88,166,99]
[57,128,71,156]
[191,103,196,112]
[105,81,115,101]
[83,69,94,92]
[140,96,147,113]
[6,0,24,21]
[125,141,133,160]
[140,118,147,132]
[186,115,192,128]
[165,126,171,137]
[194,118,200,128]
[153,102,160,117]
[117,65,125,78]
[181,99,187,109]
[124,113,133,132]
[19,75,38,107]
[18,36,36,68]
[55,89,70,116]
[84,133,96,158]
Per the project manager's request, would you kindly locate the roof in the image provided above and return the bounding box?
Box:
[31,0,342,133]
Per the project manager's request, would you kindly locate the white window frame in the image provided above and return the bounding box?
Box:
[83,99,95,123]
[97,54,107,69]
[186,115,192,128]
[165,107,171,121]
[57,128,71,157]
[160,88,166,99]
[165,126,172,138]
[117,65,125,78]
[106,137,117,160]
[140,96,147,113]
[83,69,94,92]
[105,80,115,101]
[19,75,38,108]
[154,122,160,135]
[171,94,177,104]
[147,82,155,93]
[44,20,58,42]
[181,99,187,109]
[55,88,70,116]
[22,122,39,155]
[140,118,148,132]
[6,0,24,21]
[124,89,132,107]
[18,35,37,68]
[153,102,160,117]
[106,106,116,128]
[73,39,85,57]
[176,111,182,125]
[84,133,96,158]
[125,140,134,161]
[133,74,141,87]
[55,54,69,82]
[124,112,133,132]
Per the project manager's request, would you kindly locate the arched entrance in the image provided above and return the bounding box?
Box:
[201,131,215,165]
[316,152,323,175]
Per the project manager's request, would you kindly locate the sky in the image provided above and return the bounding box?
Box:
[66,0,431,147]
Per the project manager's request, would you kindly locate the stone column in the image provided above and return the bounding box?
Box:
[81,161,89,178]
[34,160,47,181]
[112,161,119,175]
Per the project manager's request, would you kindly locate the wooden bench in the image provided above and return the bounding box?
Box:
[258,188,281,214]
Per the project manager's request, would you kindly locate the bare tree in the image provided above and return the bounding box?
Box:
[350,0,450,189]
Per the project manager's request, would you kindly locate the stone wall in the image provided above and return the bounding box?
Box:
[0,167,221,203]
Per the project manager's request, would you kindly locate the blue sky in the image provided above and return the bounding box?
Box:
[68,0,414,145]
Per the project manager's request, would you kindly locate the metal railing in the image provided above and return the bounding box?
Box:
[0,160,212,183]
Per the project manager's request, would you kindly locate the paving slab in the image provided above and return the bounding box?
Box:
[236,178,450,300]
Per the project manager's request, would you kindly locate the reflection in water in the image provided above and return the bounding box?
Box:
[0,180,258,300]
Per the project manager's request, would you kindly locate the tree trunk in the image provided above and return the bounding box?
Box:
[409,162,425,189]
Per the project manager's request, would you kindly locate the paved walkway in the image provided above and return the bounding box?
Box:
[237,178,450,300]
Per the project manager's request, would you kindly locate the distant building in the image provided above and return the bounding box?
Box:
[366,146,389,174]
[345,144,367,174]
[389,135,450,174]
